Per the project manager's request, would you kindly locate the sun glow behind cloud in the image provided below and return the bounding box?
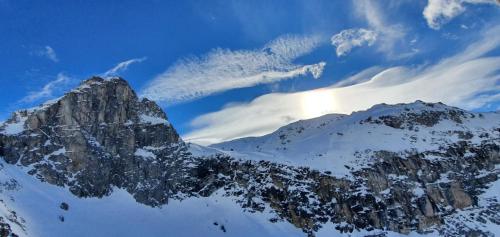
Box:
[300,89,337,119]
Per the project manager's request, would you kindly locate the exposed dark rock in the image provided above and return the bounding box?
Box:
[361,101,469,130]
[0,217,18,237]
[59,202,69,211]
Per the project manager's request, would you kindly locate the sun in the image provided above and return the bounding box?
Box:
[300,89,336,118]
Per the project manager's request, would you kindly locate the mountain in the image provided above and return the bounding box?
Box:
[0,77,499,237]
[212,101,500,178]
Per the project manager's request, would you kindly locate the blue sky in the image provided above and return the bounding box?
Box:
[1,0,499,144]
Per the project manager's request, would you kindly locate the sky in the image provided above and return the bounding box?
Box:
[0,0,499,145]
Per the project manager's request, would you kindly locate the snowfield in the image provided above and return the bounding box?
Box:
[0,159,306,237]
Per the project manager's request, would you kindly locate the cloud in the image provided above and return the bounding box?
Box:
[36,46,59,62]
[331,28,378,57]
[184,25,500,145]
[331,66,385,87]
[140,35,326,104]
[352,0,408,58]
[423,0,499,30]
[102,57,147,78]
[20,73,70,103]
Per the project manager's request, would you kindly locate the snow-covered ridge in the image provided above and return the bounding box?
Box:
[351,100,461,118]
[212,100,500,178]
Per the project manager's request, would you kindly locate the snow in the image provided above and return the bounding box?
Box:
[211,102,500,179]
[139,114,170,126]
[432,172,453,184]
[0,159,305,237]
[0,112,28,135]
[43,147,67,159]
[316,222,436,237]
[479,171,500,205]
[41,97,62,107]
[413,186,426,197]
[187,143,224,157]
[134,148,156,159]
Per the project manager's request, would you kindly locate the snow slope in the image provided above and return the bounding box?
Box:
[0,159,306,237]
[212,101,500,178]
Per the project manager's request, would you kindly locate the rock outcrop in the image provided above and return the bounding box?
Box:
[0,77,191,205]
[190,141,499,236]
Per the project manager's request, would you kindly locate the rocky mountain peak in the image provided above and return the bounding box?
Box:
[2,76,178,140]
[0,76,187,200]
[66,76,169,126]
[353,100,471,129]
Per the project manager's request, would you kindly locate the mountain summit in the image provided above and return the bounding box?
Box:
[0,77,189,203]
[0,77,499,237]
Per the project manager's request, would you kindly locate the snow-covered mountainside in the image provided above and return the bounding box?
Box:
[213,101,500,178]
[211,101,500,235]
[0,77,499,237]
[0,159,306,237]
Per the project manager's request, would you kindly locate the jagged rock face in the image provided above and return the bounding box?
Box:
[0,77,189,203]
[0,78,499,236]
[190,142,499,236]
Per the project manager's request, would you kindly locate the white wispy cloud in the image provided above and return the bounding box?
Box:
[331,66,384,87]
[140,35,326,104]
[423,0,499,30]
[36,46,59,62]
[185,25,500,145]
[331,28,378,57]
[103,57,147,78]
[352,0,408,58]
[20,73,70,103]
